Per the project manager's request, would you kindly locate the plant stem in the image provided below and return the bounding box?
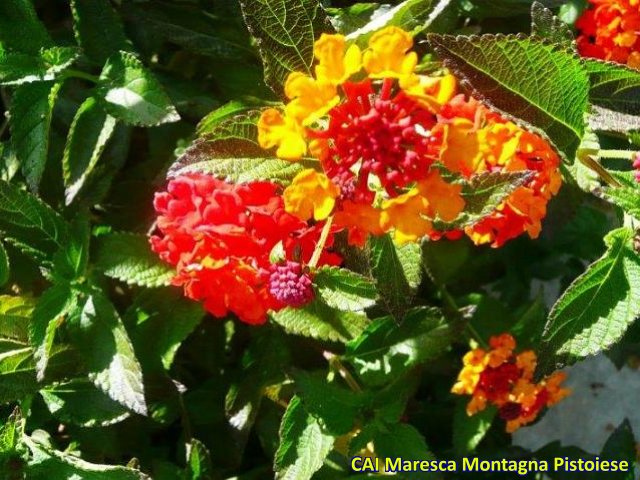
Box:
[308,216,333,269]
[63,69,100,83]
[438,282,489,349]
[598,149,637,160]
[324,351,363,393]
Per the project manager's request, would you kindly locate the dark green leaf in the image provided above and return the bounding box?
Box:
[313,267,377,311]
[373,423,436,479]
[540,227,640,371]
[10,81,62,191]
[452,401,496,455]
[0,295,34,346]
[421,238,470,285]
[602,184,640,219]
[428,34,589,161]
[585,58,640,117]
[0,0,53,55]
[185,439,215,480]
[95,233,174,288]
[599,420,635,480]
[462,0,564,19]
[239,0,334,96]
[0,47,79,86]
[0,242,8,287]
[52,213,91,281]
[71,0,130,65]
[530,2,574,47]
[274,396,334,480]
[97,51,180,126]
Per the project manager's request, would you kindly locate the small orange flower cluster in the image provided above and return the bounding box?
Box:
[258,27,562,247]
[576,0,640,69]
[452,334,570,433]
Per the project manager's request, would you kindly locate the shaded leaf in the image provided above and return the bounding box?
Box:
[0,0,52,55]
[530,2,574,47]
[313,267,377,311]
[0,242,8,287]
[185,438,215,480]
[585,58,640,117]
[452,402,496,455]
[0,47,80,86]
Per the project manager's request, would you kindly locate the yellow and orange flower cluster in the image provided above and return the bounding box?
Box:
[576,0,640,69]
[258,27,562,247]
[452,334,570,433]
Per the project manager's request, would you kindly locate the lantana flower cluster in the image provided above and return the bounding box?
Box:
[576,0,640,69]
[151,173,339,324]
[258,27,562,247]
[452,334,570,432]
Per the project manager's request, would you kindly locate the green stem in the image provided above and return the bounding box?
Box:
[308,216,333,269]
[63,69,100,83]
[598,149,637,161]
[437,281,489,349]
[324,351,362,393]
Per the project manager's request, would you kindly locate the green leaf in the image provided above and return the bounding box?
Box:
[462,0,564,19]
[196,102,270,137]
[0,347,39,403]
[0,295,34,346]
[373,423,436,478]
[239,0,334,96]
[0,407,25,455]
[125,288,204,372]
[30,284,78,381]
[52,213,91,281]
[603,184,640,219]
[584,58,640,117]
[0,242,8,287]
[313,267,377,311]
[270,300,369,343]
[530,2,574,47]
[68,289,147,415]
[0,0,53,55]
[0,180,70,267]
[40,379,130,427]
[63,97,117,205]
[599,420,635,480]
[71,0,130,65]
[347,0,458,45]
[345,307,451,386]
[0,47,80,86]
[421,238,470,286]
[428,34,589,161]
[10,81,62,191]
[25,435,150,479]
[326,4,379,34]
[274,396,334,480]
[95,233,175,288]
[367,234,422,318]
[540,227,640,370]
[452,402,496,455]
[293,370,366,435]
[185,439,215,480]
[97,51,180,126]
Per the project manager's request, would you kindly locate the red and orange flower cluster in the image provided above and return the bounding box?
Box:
[151,173,339,324]
[258,27,562,247]
[576,0,640,69]
[452,334,570,433]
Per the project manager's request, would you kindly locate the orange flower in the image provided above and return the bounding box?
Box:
[380,189,433,244]
[283,169,340,221]
[334,201,384,247]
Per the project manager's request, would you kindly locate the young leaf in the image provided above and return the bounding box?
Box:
[540,227,640,371]
[0,242,9,287]
[0,180,70,267]
[274,396,334,480]
[185,439,215,480]
[313,267,377,311]
[239,0,334,96]
[63,97,117,205]
[428,34,589,161]
[270,300,369,343]
[30,284,78,381]
[10,81,62,191]
[367,234,422,317]
[68,289,147,415]
[530,2,574,47]
[0,0,53,55]
[71,0,130,65]
[0,47,80,86]
[95,233,175,288]
[452,402,496,455]
[40,379,130,428]
[344,307,451,386]
[97,51,180,126]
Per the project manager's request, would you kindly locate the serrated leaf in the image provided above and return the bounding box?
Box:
[95,233,174,288]
[452,401,496,455]
[428,34,589,161]
[30,284,78,381]
[71,0,130,65]
[68,290,147,415]
[270,300,369,343]
[97,51,180,126]
[10,81,62,191]
[25,435,150,479]
[530,2,574,47]
[40,379,130,428]
[0,0,53,55]
[313,267,377,311]
[52,213,91,281]
[185,438,215,480]
[274,396,334,480]
[367,234,421,318]
[0,47,80,86]
[196,102,270,137]
[62,97,117,205]
[0,180,70,267]
[239,0,334,96]
[0,242,8,287]
[326,4,379,34]
[125,288,204,372]
[462,0,564,19]
[344,307,451,386]
[347,0,458,45]
[0,407,25,454]
[0,295,34,345]
[602,184,640,219]
[540,227,640,371]
[585,58,640,117]
[373,423,436,479]
[293,371,366,435]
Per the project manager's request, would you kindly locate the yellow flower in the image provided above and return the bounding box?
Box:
[400,73,457,112]
[417,170,465,223]
[362,26,418,79]
[380,188,432,244]
[440,118,483,176]
[284,72,339,126]
[283,169,340,221]
[257,108,307,160]
[478,122,522,167]
[314,33,362,85]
